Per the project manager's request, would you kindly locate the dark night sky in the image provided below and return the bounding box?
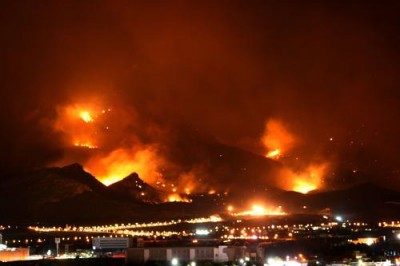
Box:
[1,1,400,189]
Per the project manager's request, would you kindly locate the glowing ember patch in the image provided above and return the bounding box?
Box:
[80,111,94,123]
[208,189,216,195]
[261,119,296,159]
[167,193,190,202]
[279,163,328,194]
[266,149,281,159]
[293,181,317,194]
[252,205,265,215]
[260,118,330,193]
[54,103,107,150]
[101,175,126,186]
[84,147,163,186]
[74,142,98,149]
[233,203,286,216]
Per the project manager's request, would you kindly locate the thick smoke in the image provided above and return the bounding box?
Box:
[1,1,400,190]
[260,118,331,193]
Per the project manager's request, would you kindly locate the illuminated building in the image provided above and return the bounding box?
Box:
[0,245,29,262]
[92,237,133,250]
[126,246,245,263]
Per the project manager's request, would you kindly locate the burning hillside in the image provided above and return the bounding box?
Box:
[261,119,330,194]
[50,98,336,198]
[50,101,287,199]
[2,0,400,201]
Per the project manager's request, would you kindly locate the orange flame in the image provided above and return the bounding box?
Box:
[175,171,201,195]
[54,103,111,149]
[266,149,281,159]
[79,111,94,123]
[233,203,286,216]
[167,193,191,202]
[84,147,164,186]
[73,142,98,149]
[293,180,317,194]
[262,119,296,159]
[260,118,329,193]
[56,102,200,194]
[280,163,328,194]
[54,102,165,186]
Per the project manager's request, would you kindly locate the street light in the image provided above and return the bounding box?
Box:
[55,238,60,257]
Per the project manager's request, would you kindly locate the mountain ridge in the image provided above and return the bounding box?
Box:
[1,161,400,224]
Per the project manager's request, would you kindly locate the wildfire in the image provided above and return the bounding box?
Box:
[167,193,191,202]
[54,103,113,150]
[262,119,296,159]
[54,101,220,198]
[266,149,281,159]
[280,163,328,194]
[79,111,94,123]
[73,142,98,149]
[175,171,203,196]
[233,203,286,216]
[84,147,164,186]
[54,102,168,187]
[260,118,330,193]
[293,181,317,194]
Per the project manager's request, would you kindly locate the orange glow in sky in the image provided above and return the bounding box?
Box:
[262,119,296,159]
[54,103,107,149]
[84,147,163,186]
[280,163,328,194]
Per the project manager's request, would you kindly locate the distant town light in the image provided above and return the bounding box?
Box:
[366,238,374,246]
[195,229,209,236]
[171,258,178,266]
[266,257,284,266]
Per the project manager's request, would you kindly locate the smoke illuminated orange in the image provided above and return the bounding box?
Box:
[176,171,200,195]
[262,119,296,159]
[280,163,328,194]
[167,193,191,202]
[260,118,329,193]
[293,180,317,194]
[54,103,110,149]
[54,102,213,194]
[84,147,164,186]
